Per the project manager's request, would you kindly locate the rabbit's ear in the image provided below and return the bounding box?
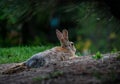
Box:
[56,29,64,42]
[62,29,68,41]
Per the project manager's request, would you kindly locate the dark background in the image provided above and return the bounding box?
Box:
[0,0,120,54]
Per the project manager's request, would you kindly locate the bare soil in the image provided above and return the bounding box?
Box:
[0,53,120,84]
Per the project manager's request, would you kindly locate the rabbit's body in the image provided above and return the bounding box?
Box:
[25,46,75,68]
[2,29,76,74]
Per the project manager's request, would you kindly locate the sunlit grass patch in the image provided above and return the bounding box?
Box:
[0,46,52,64]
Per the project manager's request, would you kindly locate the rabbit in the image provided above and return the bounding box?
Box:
[2,29,76,74]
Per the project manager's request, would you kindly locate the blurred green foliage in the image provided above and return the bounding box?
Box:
[0,0,120,54]
[75,2,120,54]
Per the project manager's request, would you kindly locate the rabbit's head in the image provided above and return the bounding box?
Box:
[56,29,76,54]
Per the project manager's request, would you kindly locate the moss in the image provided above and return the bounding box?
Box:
[33,71,63,82]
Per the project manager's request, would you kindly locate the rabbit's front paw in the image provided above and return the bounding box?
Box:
[69,56,76,60]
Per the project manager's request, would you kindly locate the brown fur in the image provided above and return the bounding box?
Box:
[54,47,69,53]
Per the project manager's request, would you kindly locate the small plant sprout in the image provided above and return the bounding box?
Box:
[92,51,103,60]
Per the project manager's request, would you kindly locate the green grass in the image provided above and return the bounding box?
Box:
[0,46,53,64]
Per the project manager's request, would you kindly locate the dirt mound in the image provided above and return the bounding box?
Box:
[0,53,120,84]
